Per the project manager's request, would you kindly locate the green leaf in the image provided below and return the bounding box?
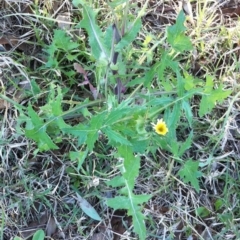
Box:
[167,11,193,52]
[53,29,79,51]
[32,229,45,240]
[104,25,114,51]
[62,124,88,146]
[199,76,231,117]
[214,199,224,211]
[25,128,58,151]
[107,196,131,210]
[106,145,151,240]
[115,18,142,52]
[129,209,147,240]
[135,116,147,135]
[204,75,214,93]
[148,96,174,107]
[86,112,106,150]
[106,176,125,187]
[132,194,151,205]
[69,150,88,171]
[30,79,41,95]
[164,101,181,141]
[178,131,193,157]
[118,146,140,190]
[108,0,129,8]
[104,102,133,126]
[157,52,179,87]
[41,85,69,130]
[76,3,108,59]
[64,112,105,150]
[25,105,58,151]
[103,127,132,146]
[107,194,150,211]
[178,159,202,193]
[176,71,185,97]
[131,139,149,154]
[196,207,210,218]
[76,193,102,221]
[182,100,193,127]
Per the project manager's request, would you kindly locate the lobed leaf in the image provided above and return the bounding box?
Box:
[103,127,132,146]
[178,159,202,193]
[53,29,79,51]
[167,11,193,52]
[106,176,125,187]
[199,76,231,117]
[129,209,147,240]
[25,105,58,151]
[75,1,108,59]
[62,125,88,146]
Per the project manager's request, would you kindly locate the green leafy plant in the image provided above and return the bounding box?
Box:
[13,1,232,239]
[106,146,151,239]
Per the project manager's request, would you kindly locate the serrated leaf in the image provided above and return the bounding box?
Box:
[131,138,149,153]
[53,29,79,51]
[178,131,193,157]
[107,196,131,210]
[199,76,231,117]
[167,11,193,52]
[118,145,140,190]
[204,75,214,92]
[62,124,88,146]
[129,209,147,240]
[69,150,88,171]
[25,105,58,151]
[104,107,132,126]
[178,159,202,192]
[41,85,69,130]
[25,128,58,151]
[106,175,125,187]
[106,145,150,240]
[104,25,114,51]
[168,33,192,53]
[76,193,101,221]
[26,104,44,128]
[86,112,106,150]
[170,101,181,127]
[148,96,174,107]
[103,127,132,146]
[135,116,147,135]
[169,10,187,34]
[76,3,108,59]
[177,71,185,97]
[32,229,45,240]
[182,100,193,127]
[158,52,179,86]
[132,194,151,205]
[115,18,142,52]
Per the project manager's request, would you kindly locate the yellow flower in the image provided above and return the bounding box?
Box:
[152,119,168,136]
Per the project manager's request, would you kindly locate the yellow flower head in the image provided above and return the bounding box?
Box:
[152,119,168,136]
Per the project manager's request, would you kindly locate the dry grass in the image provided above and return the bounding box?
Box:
[1,0,240,239]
